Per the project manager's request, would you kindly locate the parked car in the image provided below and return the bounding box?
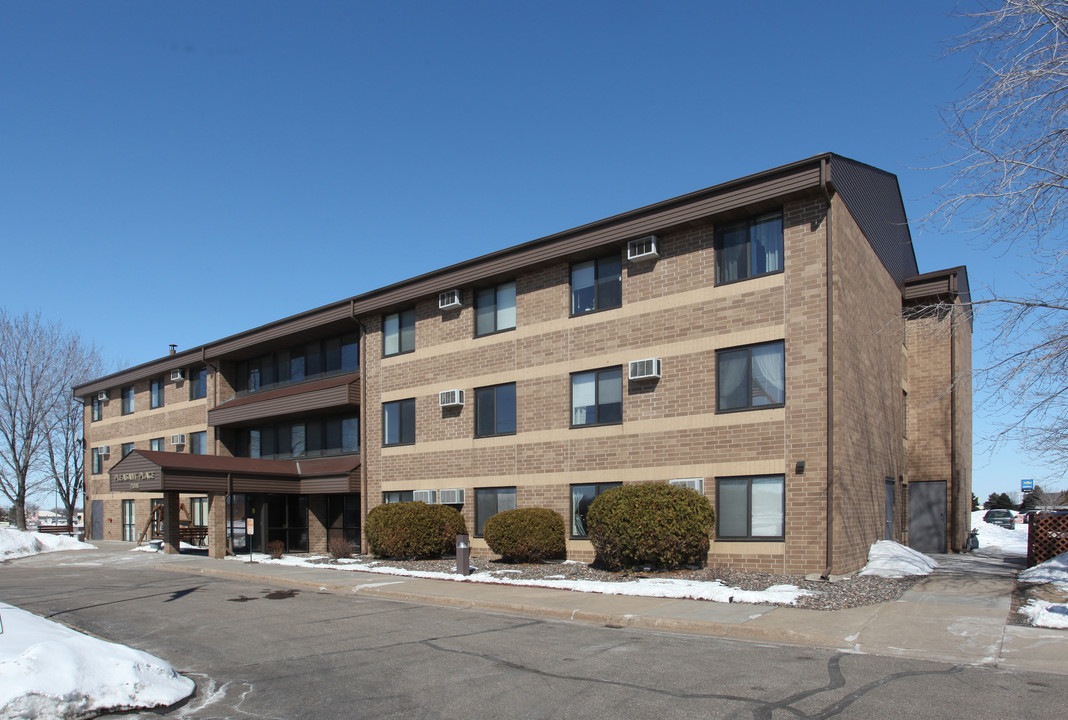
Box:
[982,508,1016,529]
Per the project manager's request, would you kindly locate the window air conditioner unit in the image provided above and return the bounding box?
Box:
[97,391,109,401]
[439,488,465,505]
[438,289,462,309]
[99,446,111,456]
[413,489,437,504]
[670,478,703,493]
[627,235,659,261]
[628,358,662,381]
[439,389,465,407]
[170,433,186,446]
[170,369,185,381]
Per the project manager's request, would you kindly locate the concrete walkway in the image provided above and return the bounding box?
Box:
[106,543,1063,676]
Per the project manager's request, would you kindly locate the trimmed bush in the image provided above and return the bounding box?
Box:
[267,540,285,559]
[364,502,468,559]
[483,508,566,563]
[328,536,356,559]
[586,483,714,570]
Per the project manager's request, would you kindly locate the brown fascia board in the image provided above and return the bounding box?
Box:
[76,153,838,395]
[74,347,207,399]
[904,265,973,326]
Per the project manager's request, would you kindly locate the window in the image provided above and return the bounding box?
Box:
[121,442,135,457]
[571,367,622,426]
[150,378,165,409]
[715,211,783,284]
[716,475,785,540]
[122,500,136,542]
[570,482,621,537]
[190,367,208,400]
[121,386,135,415]
[382,399,415,446]
[383,491,414,503]
[475,281,517,336]
[190,497,208,527]
[571,256,622,315]
[234,332,358,395]
[475,383,516,437]
[326,494,361,546]
[716,341,785,412]
[383,309,416,356]
[189,431,208,455]
[91,396,102,422]
[475,487,517,536]
[149,437,165,452]
[91,448,103,474]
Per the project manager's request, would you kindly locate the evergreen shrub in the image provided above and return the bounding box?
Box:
[364,502,468,559]
[586,483,714,570]
[483,507,566,563]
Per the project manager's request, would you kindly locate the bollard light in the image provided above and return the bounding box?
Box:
[456,534,471,576]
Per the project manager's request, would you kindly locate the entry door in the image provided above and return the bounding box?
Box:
[884,479,895,541]
[91,500,103,540]
[908,481,947,553]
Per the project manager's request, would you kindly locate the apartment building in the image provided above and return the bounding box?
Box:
[75,153,971,575]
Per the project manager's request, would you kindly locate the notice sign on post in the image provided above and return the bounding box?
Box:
[1022,478,1034,492]
[245,518,254,535]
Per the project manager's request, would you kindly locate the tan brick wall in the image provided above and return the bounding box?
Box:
[829,198,908,573]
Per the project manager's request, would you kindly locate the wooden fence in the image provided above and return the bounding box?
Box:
[1027,514,1068,567]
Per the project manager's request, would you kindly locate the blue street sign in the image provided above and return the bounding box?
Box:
[1022,478,1034,492]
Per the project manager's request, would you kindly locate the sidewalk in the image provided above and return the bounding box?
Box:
[136,544,1066,676]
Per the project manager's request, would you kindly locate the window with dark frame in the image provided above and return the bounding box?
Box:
[234,332,358,395]
[570,255,622,315]
[190,367,208,400]
[570,482,621,537]
[382,398,416,446]
[475,383,516,437]
[150,437,165,452]
[475,281,517,336]
[383,309,416,356]
[150,377,165,409]
[91,448,103,474]
[716,475,785,540]
[571,367,623,426]
[326,494,361,545]
[475,486,517,536]
[121,500,136,542]
[121,442,134,457]
[235,414,358,460]
[189,431,207,455]
[382,491,415,503]
[714,211,783,285]
[121,386,135,415]
[716,341,785,412]
[91,396,102,422]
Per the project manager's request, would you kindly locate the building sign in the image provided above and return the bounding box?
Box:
[1022,478,1034,492]
[115,471,157,483]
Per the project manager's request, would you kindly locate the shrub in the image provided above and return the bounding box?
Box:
[483,508,566,563]
[267,540,285,559]
[364,502,468,559]
[586,483,714,570]
[328,536,356,559]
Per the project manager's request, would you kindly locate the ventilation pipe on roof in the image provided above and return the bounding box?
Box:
[169,344,177,355]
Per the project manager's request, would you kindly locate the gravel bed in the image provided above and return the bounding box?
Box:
[309,556,922,611]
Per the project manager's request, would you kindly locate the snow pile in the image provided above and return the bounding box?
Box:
[229,553,815,605]
[0,602,195,719]
[1017,551,1068,629]
[0,527,94,561]
[858,540,937,578]
[970,510,1028,556]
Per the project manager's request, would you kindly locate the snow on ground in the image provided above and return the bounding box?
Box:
[858,540,937,578]
[970,510,1029,556]
[1017,551,1068,630]
[0,527,95,561]
[0,602,195,719]
[0,528,195,719]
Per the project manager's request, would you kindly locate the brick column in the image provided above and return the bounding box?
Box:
[207,492,227,559]
[163,491,181,555]
[308,495,328,554]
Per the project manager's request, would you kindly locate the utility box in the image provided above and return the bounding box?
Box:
[456,535,470,576]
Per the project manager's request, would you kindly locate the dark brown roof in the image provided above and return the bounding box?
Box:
[115,450,359,478]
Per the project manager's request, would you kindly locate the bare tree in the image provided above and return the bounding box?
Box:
[45,334,104,526]
[0,310,98,530]
[935,1,1068,468]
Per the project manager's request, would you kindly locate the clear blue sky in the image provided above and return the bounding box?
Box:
[0,1,1050,502]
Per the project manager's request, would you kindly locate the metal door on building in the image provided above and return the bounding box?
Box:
[908,481,947,553]
[91,500,103,540]
[884,479,895,540]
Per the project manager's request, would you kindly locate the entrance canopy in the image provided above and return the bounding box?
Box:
[109,450,360,495]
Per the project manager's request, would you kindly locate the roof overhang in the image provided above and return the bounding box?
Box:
[108,450,360,495]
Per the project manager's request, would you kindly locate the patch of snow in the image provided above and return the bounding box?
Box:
[1019,551,1068,588]
[858,540,937,578]
[1017,599,1068,629]
[0,528,94,561]
[970,510,1028,556]
[0,602,194,718]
